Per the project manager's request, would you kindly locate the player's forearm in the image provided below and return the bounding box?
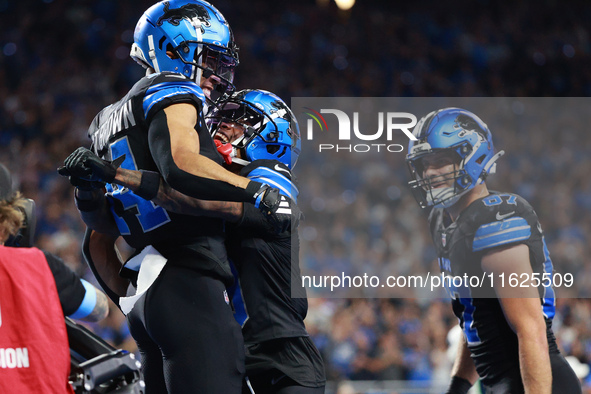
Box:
[156,179,243,222]
[85,229,130,299]
[163,151,259,203]
[444,334,477,394]
[80,209,119,236]
[450,332,479,384]
[114,167,242,221]
[176,152,250,189]
[517,330,551,394]
[149,108,256,202]
[112,167,143,192]
[75,189,119,237]
[79,286,109,322]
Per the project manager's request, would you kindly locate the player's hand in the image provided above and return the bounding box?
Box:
[252,184,298,233]
[214,139,233,165]
[58,147,124,183]
[57,149,106,191]
[69,176,105,191]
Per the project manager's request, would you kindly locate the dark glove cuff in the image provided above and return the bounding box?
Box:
[245,181,264,205]
[446,376,472,394]
[96,154,124,183]
[135,170,161,201]
[75,189,104,212]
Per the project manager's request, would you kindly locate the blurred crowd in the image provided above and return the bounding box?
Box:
[2,0,591,391]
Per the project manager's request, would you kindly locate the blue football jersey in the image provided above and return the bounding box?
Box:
[429,191,558,385]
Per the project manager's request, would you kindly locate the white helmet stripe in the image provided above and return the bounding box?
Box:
[192,19,204,82]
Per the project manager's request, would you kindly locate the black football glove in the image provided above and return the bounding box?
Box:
[68,176,105,191]
[251,183,300,234]
[58,147,124,183]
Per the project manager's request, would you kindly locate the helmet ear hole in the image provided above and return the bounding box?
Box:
[266,145,280,154]
[166,43,178,59]
[475,154,486,164]
[277,146,287,158]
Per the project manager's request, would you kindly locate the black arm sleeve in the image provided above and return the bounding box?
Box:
[147,110,260,202]
[44,251,86,316]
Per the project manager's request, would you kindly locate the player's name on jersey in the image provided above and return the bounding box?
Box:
[91,100,137,152]
[0,347,29,368]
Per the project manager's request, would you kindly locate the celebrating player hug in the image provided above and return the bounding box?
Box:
[3,0,589,393]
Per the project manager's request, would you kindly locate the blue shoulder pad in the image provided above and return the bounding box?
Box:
[143,78,205,120]
[247,167,299,203]
[472,217,531,252]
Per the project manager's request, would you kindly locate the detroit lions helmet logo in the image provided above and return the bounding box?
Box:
[157,1,211,28]
[270,100,292,123]
[454,114,488,143]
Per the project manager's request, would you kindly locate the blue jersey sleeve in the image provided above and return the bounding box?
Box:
[472,217,532,252]
[246,166,298,203]
[232,160,298,235]
[469,193,537,253]
[143,75,205,121]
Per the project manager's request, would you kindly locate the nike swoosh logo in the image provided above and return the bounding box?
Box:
[274,164,290,175]
[496,211,515,220]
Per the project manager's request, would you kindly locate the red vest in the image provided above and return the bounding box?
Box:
[0,246,74,393]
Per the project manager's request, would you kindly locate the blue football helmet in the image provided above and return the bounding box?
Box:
[406,108,504,208]
[130,0,238,95]
[207,89,301,168]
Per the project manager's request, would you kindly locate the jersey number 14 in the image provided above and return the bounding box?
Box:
[105,137,170,235]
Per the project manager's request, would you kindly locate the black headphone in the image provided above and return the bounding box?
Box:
[5,198,36,248]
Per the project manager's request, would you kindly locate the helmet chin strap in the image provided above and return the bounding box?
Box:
[428,187,468,209]
[228,141,250,166]
[231,157,250,166]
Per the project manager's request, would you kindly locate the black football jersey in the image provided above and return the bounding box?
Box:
[429,191,558,385]
[227,160,308,344]
[87,72,231,281]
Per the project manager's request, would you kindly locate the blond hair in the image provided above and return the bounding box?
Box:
[0,192,26,243]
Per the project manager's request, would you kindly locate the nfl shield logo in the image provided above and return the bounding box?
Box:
[441,233,447,247]
[223,290,230,305]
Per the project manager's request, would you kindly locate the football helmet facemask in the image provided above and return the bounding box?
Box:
[207,89,301,169]
[406,107,504,209]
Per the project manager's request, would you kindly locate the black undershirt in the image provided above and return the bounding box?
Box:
[43,251,86,316]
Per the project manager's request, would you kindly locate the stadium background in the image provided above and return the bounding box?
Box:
[2,0,591,392]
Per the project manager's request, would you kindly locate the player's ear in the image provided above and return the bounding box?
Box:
[165,43,178,59]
